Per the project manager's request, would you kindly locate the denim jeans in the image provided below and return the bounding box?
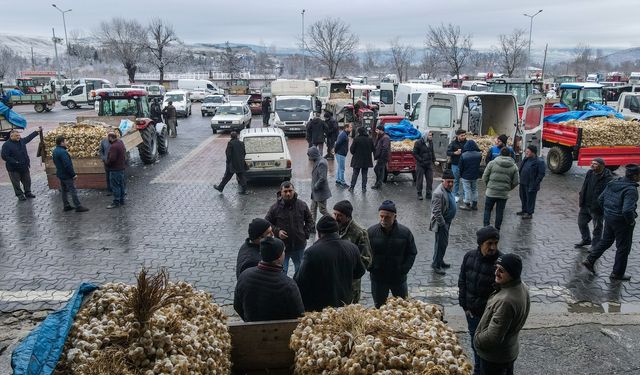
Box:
[466,314,482,374]
[370,277,408,308]
[59,178,81,208]
[461,178,478,204]
[484,196,507,229]
[284,248,304,275]
[335,154,346,184]
[109,170,126,205]
[451,164,461,197]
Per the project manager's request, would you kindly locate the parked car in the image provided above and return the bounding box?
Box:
[201,94,228,116]
[190,89,206,102]
[210,102,252,133]
[240,127,292,181]
[163,90,191,117]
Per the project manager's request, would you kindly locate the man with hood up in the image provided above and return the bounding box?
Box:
[458,139,482,211]
[307,146,332,226]
[482,147,520,230]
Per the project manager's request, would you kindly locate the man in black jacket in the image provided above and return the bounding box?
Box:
[52,136,89,213]
[1,127,41,201]
[265,181,315,274]
[295,216,366,311]
[323,111,339,160]
[446,129,467,201]
[306,112,327,154]
[236,218,273,279]
[576,158,613,249]
[458,226,503,374]
[234,237,304,322]
[368,200,418,307]
[518,145,546,219]
[349,126,374,192]
[372,124,390,189]
[413,131,436,200]
[262,96,271,126]
[214,131,248,195]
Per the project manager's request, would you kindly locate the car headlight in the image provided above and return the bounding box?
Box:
[232,120,239,124]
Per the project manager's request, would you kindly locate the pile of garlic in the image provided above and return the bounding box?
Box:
[290,298,472,375]
[54,282,231,375]
[562,118,640,147]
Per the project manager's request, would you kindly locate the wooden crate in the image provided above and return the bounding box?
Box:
[229,320,298,374]
[44,157,107,190]
[121,130,143,151]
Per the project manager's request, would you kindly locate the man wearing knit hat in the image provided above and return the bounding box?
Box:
[486,134,515,163]
[235,218,273,279]
[474,253,530,374]
[333,200,372,303]
[368,200,418,308]
[458,226,503,374]
[583,164,640,281]
[234,237,304,322]
[430,169,457,275]
[575,158,613,249]
[295,216,366,311]
[308,146,332,226]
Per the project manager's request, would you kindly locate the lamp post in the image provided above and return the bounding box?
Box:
[301,9,305,79]
[52,4,72,79]
[524,9,542,78]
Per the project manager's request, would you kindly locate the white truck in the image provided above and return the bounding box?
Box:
[177,79,222,95]
[60,78,112,109]
[269,80,316,135]
[395,83,444,118]
[614,92,640,121]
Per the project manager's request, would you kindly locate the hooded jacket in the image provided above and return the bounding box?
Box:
[458,140,482,180]
[307,147,331,201]
[579,168,614,213]
[265,192,314,252]
[458,248,503,317]
[412,135,435,168]
[598,177,639,225]
[482,156,520,199]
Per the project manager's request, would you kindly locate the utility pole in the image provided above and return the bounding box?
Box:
[52,28,62,79]
[31,47,35,70]
[301,9,305,79]
[52,4,73,79]
[541,44,548,81]
[524,9,543,78]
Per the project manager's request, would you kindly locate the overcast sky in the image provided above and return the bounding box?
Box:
[2,0,639,51]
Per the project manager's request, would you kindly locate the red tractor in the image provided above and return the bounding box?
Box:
[342,84,379,133]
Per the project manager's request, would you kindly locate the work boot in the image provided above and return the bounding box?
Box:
[213,184,223,193]
[609,273,631,281]
[425,192,432,200]
[417,192,423,200]
[348,187,354,193]
[18,195,27,201]
[25,193,36,198]
[432,266,446,275]
[441,262,451,269]
[75,206,89,213]
[574,240,592,248]
[516,211,525,216]
[459,203,472,211]
[582,260,596,274]
[471,201,478,211]
[521,213,533,219]
[106,203,120,209]
[238,190,250,195]
[63,205,75,212]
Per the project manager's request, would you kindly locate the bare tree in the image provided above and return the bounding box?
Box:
[0,47,27,81]
[497,29,527,77]
[420,50,440,79]
[147,18,179,84]
[95,18,147,83]
[362,44,382,75]
[218,42,242,80]
[426,23,473,80]
[573,43,594,79]
[389,38,414,82]
[306,17,358,78]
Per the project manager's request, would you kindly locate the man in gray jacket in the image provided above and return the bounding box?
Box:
[474,253,530,375]
[430,169,457,275]
[482,147,519,230]
[307,146,331,226]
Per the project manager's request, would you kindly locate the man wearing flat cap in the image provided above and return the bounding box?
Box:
[458,226,503,374]
[236,218,273,279]
[575,157,613,249]
[295,216,366,311]
[584,164,640,281]
[474,253,530,374]
[234,237,304,322]
[430,169,457,275]
[333,200,372,303]
[368,200,418,308]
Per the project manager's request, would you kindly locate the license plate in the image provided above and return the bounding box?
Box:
[255,161,274,167]
[220,125,230,129]
[288,128,300,131]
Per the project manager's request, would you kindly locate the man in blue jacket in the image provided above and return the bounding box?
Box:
[52,136,89,212]
[334,123,351,188]
[486,134,515,163]
[1,127,41,201]
[458,139,482,211]
[518,145,546,219]
[583,164,640,281]
[446,129,467,201]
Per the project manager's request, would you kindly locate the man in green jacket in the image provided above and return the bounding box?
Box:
[474,253,530,374]
[333,200,372,303]
[482,147,519,230]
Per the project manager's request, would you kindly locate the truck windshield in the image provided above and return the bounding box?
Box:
[101,98,139,116]
[217,106,243,115]
[244,136,284,154]
[582,89,603,102]
[165,94,184,102]
[204,96,223,103]
[275,99,311,111]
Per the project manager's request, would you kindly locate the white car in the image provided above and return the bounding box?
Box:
[240,127,292,181]
[163,90,192,117]
[210,103,252,133]
[201,94,228,116]
[190,89,206,102]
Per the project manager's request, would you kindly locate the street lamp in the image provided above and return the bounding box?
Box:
[52,4,72,79]
[524,9,542,78]
[301,9,305,79]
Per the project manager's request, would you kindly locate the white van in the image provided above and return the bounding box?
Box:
[163,90,192,117]
[395,83,443,118]
[409,90,544,163]
[240,127,292,181]
[60,79,112,109]
[378,82,397,115]
[177,79,222,95]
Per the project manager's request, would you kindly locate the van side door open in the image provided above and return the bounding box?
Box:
[426,92,456,162]
[518,94,545,158]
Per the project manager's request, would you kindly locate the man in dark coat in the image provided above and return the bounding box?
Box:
[262,96,271,126]
[236,218,273,279]
[161,101,178,137]
[265,181,315,274]
[584,164,640,281]
[306,112,327,154]
[446,129,468,201]
[214,131,248,195]
[575,158,613,248]
[323,111,339,159]
[295,216,366,311]
[458,139,482,211]
[234,237,304,322]
[349,126,374,193]
[413,131,436,200]
[307,146,331,226]
[372,124,390,189]
[458,226,503,374]
[368,200,418,308]
[105,132,127,209]
[1,127,41,201]
[150,98,163,124]
[52,136,89,213]
[518,145,546,219]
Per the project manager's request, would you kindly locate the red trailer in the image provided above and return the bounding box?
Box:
[378,116,417,182]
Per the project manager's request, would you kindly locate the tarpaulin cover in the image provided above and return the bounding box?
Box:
[2,89,24,102]
[0,102,27,129]
[11,283,98,375]
[544,110,623,124]
[384,119,422,141]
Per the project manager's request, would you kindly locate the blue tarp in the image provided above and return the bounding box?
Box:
[384,119,422,141]
[544,110,623,124]
[1,89,24,103]
[11,283,98,375]
[0,102,27,129]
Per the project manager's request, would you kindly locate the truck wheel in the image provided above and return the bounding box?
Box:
[137,126,158,164]
[547,146,573,174]
[34,103,45,113]
[157,125,169,155]
[66,101,77,109]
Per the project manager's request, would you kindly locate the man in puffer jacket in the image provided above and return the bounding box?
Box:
[458,139,482,211]
[482,147,519,230]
